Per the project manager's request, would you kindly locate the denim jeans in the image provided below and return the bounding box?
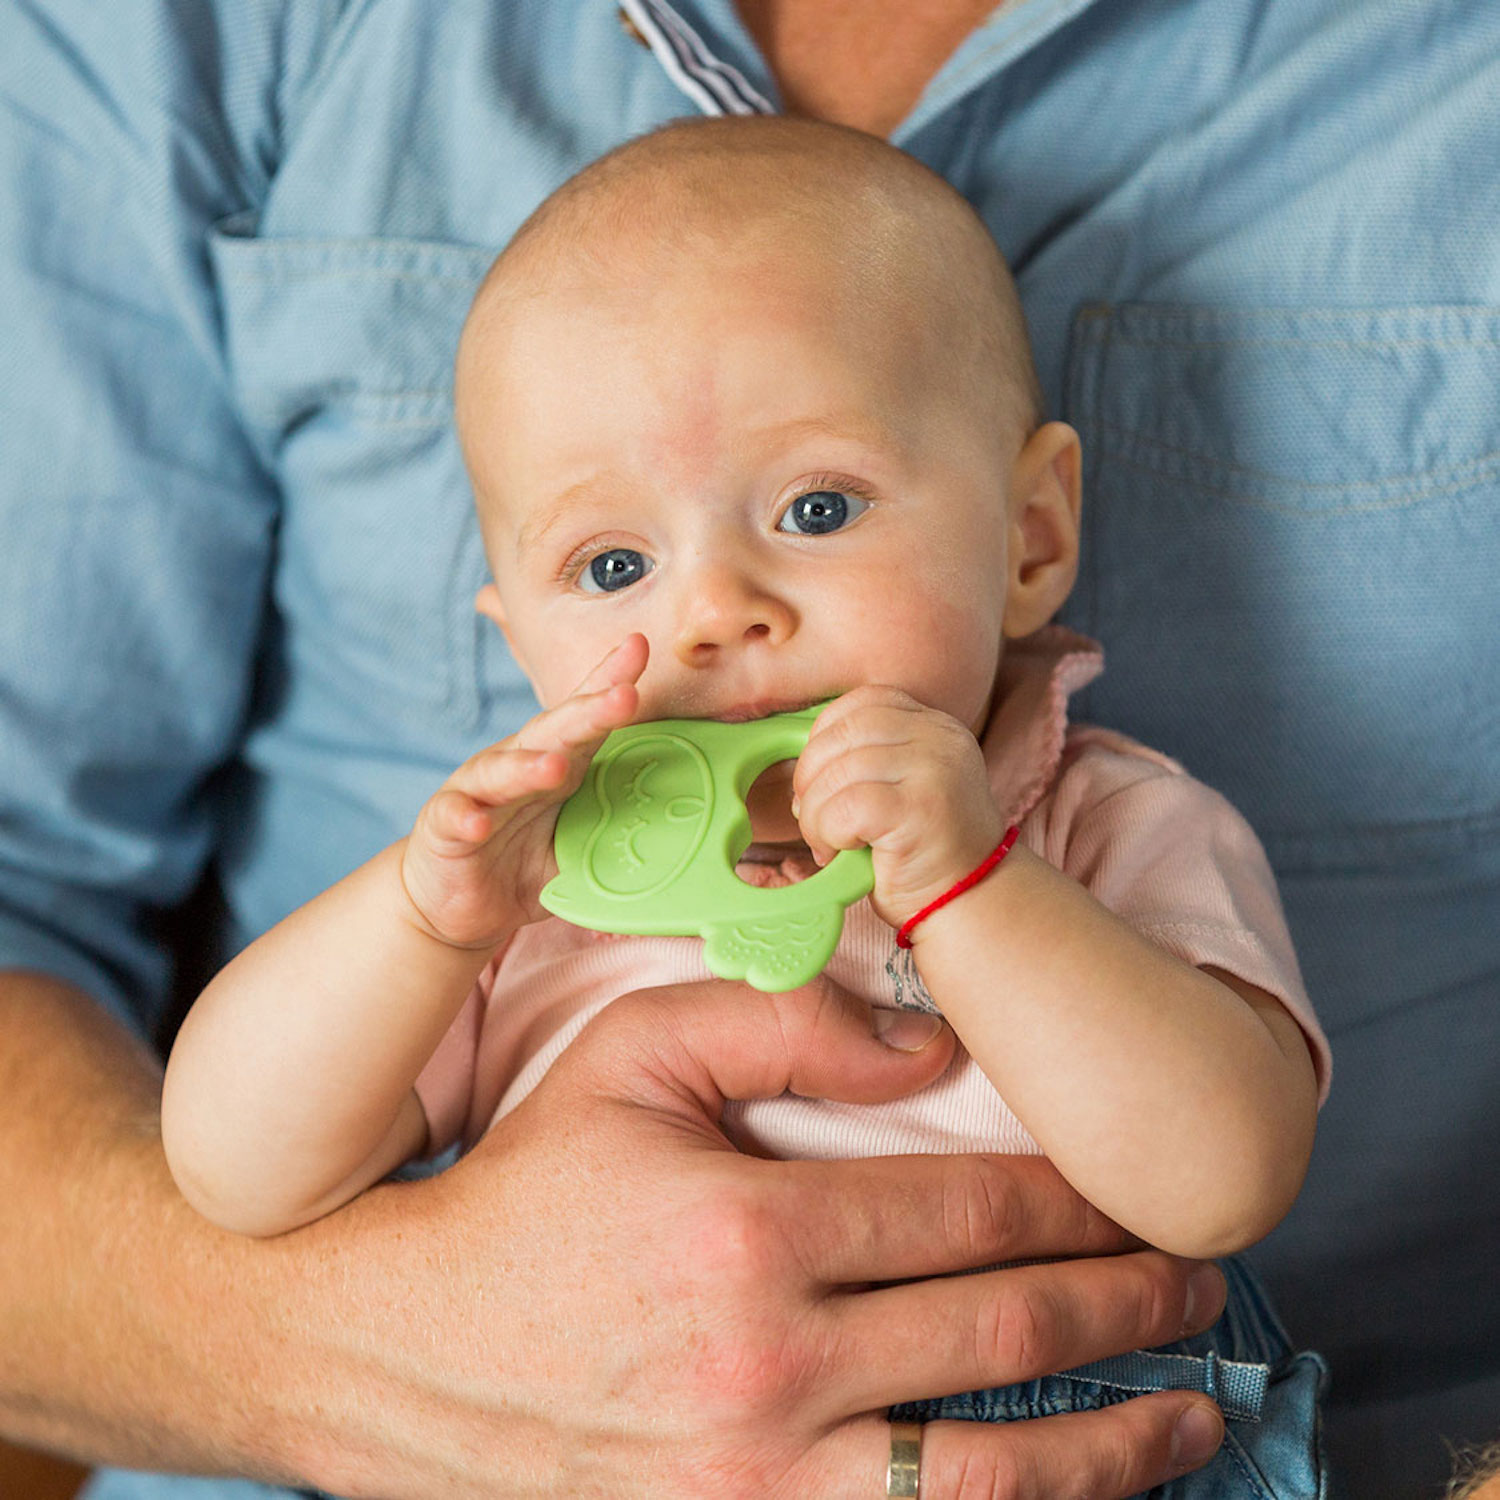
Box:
[890,1257,1329,1499]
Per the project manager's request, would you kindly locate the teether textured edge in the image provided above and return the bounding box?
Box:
[705,909,843,991]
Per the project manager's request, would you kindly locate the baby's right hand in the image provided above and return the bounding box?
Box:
[400,634,647,949]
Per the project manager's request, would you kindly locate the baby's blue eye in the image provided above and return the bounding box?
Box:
[777,489,869,536]
[579,548,653,594]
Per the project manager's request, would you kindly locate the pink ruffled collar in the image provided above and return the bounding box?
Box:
[980,624,1105,825]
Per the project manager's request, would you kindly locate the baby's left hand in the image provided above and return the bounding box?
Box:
[792,687,1005,930]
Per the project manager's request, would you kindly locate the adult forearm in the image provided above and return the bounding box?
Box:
[0,971,306,1475]
[0,975,518,1491]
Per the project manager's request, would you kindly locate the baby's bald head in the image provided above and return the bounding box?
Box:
[457,117,1042,448]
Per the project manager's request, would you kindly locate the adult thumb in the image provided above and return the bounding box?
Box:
[582,976,956,1117]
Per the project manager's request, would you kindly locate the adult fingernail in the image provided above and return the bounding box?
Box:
[1170,1401,1223,1470]
[873,1009,942,1051]
[1182,1262,1225,1335]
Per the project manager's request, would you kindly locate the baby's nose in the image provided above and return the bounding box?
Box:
[672,564,796,664]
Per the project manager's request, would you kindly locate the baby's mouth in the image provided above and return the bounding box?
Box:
[712,697,823,724]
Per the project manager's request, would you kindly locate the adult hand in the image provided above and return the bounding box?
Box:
[268,975,1226,1498]
[0,971,1224,1497]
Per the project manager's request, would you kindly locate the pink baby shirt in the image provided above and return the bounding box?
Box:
[415,626,1331,1161]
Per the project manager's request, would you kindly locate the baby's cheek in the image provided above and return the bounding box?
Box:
[886,636,997,727]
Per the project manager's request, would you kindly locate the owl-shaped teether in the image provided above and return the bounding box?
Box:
[539,705,873,992]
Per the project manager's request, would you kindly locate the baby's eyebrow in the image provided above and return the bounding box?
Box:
[749,412,895,452]
[515,475,617,556]
[511,414,896,558]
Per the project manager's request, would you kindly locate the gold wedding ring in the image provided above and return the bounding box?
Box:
[887,1420,923,1498]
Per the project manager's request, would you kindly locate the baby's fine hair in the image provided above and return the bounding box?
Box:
[475,115,1045,437]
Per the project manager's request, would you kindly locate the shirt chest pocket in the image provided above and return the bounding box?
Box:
[1062,303,1500,869]
[208,219,533,751]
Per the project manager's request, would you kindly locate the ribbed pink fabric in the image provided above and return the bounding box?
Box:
[416,626,1329,1159]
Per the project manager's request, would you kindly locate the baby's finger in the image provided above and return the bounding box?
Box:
[570,631,650,698]
[798,778,907,866]
[792,783,851,869]
[805,684,922,740]
[796,697,925,799]
[518,679,641,761]
[421,786,498,851]
[514,636,648,755]
[441,747,572,821]
[797,741,908,810]
[794,741,913,863]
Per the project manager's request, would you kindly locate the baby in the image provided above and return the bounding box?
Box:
[163,118,1329,1493]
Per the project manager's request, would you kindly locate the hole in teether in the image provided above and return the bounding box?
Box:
[736,760,814,883]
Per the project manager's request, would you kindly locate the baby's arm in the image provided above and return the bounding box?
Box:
[161,638,646,1237]
[794,687,1318,1260]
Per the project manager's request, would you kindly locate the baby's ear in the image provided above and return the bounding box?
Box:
[475,580,509,631]
[1002,421,1082,639]
[476,581,546,696]
[475,582,525,665]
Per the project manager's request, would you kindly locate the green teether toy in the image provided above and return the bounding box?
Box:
[540,705,873,992]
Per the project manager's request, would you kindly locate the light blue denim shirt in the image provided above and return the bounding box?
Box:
[2,3,1498,1497]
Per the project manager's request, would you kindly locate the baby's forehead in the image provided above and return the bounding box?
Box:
[509,221,935,337]
[458,118,1043,445]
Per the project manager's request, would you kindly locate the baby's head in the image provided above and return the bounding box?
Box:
[456,116,1080,734]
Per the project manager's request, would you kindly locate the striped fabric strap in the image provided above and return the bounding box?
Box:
[618,0,776,116]
[1064,1349,1271,1422]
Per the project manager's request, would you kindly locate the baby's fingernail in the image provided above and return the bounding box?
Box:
[873,1009,942,1051]
[1170,1401,1223,1470]
[790,795,801,818]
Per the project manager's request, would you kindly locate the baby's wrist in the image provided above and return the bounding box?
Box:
[895,825,1021,950]
[394,838,524,954]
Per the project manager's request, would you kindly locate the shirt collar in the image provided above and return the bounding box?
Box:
[982,624,1105,825]
[625,1,1109,142]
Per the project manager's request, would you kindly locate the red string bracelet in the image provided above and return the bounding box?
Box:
[895,824,1020,949]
